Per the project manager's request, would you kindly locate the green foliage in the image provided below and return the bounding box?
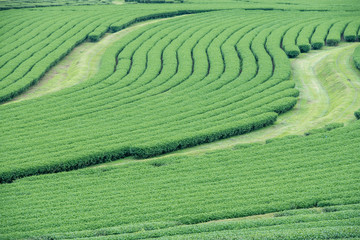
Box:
[0,0,111,10]
[0,10,328,182]
[311,20,339,50]
[296,19,320,53]
[125,0,184,3]
[298,43,311,53]
[232,142,263,149]
[344,21,360,42]
[311,42,323,50]
[326,20,350,46]
[0,9,358,182]
[265,134,302,144]
[282,19,308,58]
[0,7,210,103]
[284,47,300,58]
[355,109,360,120]
[1,3,360,239]
[304,122,344,136]
[354,45,360,70]
[108,10,210,32]
[1,120,360,239]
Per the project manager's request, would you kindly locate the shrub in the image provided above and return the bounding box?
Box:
[326,38,339,46]
[355,110,360,120]
[354,46,360,70]
[311,42,323,50]
[298,44,311,53]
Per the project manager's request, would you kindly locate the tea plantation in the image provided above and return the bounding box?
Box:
[1,120,360,239]
[0,0,359,239]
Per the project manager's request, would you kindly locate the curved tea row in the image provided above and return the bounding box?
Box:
[1,119,359,239]
[0,5,209,102]
[0,10,359,182]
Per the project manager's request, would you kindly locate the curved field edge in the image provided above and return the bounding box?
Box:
[97,42,360,166]
[0,10,302,183]
[354,45,360,70]
[353,45,360,119]
[1,7,358,104]
[7,18,181,103]
[4,10,358,184]
[1,119,359,239]
[0,9,212,104]
[0,14,359,183]
[2,40,359,182]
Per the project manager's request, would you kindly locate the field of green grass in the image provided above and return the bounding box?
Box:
[0,0,360,239]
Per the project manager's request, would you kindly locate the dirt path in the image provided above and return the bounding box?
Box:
[97,42,360,167]
[8,18,171,103]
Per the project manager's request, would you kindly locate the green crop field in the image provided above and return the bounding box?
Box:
[0,0,359,239]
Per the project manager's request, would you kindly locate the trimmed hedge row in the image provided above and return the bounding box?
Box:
[354,45,360,70]
[295,18,323,53]
[1,119,360,238]
[1,11,359,183]
[344,20,360,42]
[0,0,111,10]
[130,112,278,158]
[282,19,313,58]
[88,10,210,42]
[0,8,211,103]
[311,20,338,49]
[0,111,278,183]
[355,109,360,120]
[326,20,350,46]
[109,10,211,33]
[0,14,99,102]
[283,45,300,58]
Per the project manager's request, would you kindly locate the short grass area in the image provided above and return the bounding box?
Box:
[97,42,360,167]
[8,18,169,103]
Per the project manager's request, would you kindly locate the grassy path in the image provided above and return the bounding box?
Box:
[8,18,169,103]
[112,0,125,4]
[97,42,360,166]
[6,18,359,162]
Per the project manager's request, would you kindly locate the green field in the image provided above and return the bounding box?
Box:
[0,0,360,239]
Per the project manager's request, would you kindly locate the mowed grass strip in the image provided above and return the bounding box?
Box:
[1,10,359,182]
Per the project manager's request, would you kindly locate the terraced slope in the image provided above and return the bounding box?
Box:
[1,10,359,183]
[1,120,359,239]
